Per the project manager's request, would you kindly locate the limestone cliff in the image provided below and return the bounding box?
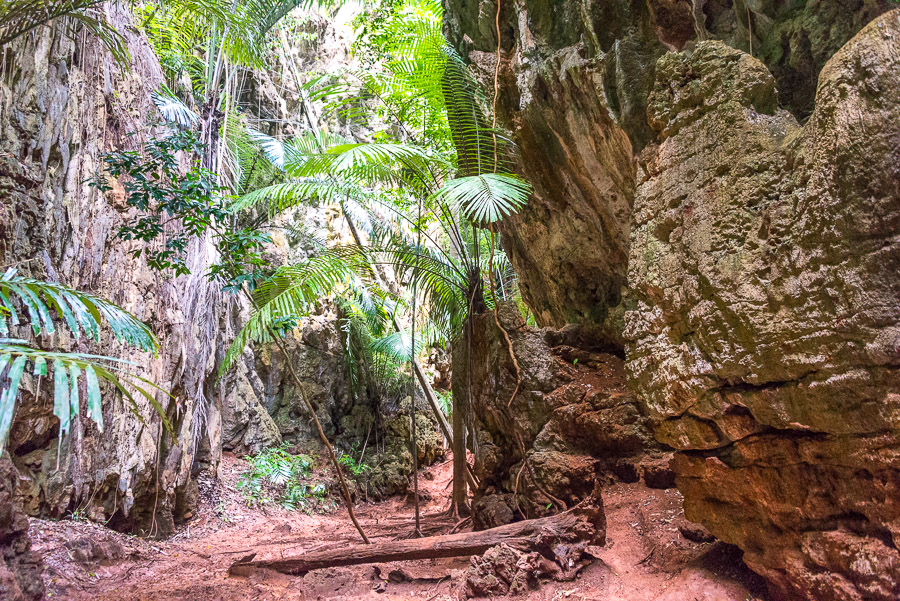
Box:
[628,17,900,600]
[0,5,229,536]
[0,5,387,535]
[444,0,895,332]
[446,1,900,599]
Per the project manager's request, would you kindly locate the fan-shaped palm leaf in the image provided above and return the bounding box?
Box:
[434,173,531,224]
[153,89,200,128]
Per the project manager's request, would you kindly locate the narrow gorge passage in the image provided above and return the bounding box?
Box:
[31,448,767,600]
[1,2,898,601]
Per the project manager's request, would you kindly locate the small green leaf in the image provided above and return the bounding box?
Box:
[16,285,49,336]
[0,289,20,327]
[84,365,103,433]
[44,288,81,340]
[53,359,71,435]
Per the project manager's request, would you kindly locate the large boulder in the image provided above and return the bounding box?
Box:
[626,13,900,601]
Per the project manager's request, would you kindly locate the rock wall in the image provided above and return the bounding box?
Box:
[445,1,900,599]
[444,0,895,332]
[627,16,900,601]
[0,459,43,601]
[454,304,670,529]
[0,6,229,537]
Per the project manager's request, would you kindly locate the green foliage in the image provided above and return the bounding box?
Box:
[338,450,370,476]
[220,249,363,374]
[434,174,531,225]
[228,0,533,358]
[238,443,326,510]
[0,270,171,450]
[90,129,270,289]
[0,268,157,351]
[436,389,451,416]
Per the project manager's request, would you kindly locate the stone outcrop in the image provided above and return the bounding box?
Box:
[627,14,900,601]
[0,459,44,601]
[445,2,900,599]
[444,0,895,332]
[455,304,670,528]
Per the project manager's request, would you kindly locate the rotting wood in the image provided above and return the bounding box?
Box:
[228,488,605,578]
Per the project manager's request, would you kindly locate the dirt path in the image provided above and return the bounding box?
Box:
[32,455,769,600]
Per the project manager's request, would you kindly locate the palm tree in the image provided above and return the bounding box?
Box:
[225,1,533,515]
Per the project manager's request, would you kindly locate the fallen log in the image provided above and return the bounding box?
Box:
[229,488,605,578]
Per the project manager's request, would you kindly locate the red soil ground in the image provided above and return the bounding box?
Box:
[32,454,770,600]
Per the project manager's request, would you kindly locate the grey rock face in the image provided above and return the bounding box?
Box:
[0,7,228,537]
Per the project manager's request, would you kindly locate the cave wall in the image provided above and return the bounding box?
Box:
[445,1,900,599]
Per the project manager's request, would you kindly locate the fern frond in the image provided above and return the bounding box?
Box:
[220,248,364,375]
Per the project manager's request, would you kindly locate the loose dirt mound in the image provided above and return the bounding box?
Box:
[31,455,769,600]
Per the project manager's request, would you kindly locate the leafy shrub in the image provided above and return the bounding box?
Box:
[237,444,323,510]
[89,128,270,290]
[338,450,370,476]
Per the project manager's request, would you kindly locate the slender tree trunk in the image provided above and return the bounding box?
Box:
[239,287,369,544]
[450,313,472,518]
[271,334,370,544]
[451,386,468,516]
[343,212,453,444]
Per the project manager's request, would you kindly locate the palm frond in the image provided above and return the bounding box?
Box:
[220,248,363,375]
[152,88,200,128]
[434,173,531,224]
[0,341,173,450]
[0,269,159,354]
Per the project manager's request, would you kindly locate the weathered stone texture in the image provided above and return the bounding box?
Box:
[0,7,238,537]
[0,459,44,601]
[444,0,895,333]
[446,1,900,598]
[626,13,900,601]
[455,304,669,526]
